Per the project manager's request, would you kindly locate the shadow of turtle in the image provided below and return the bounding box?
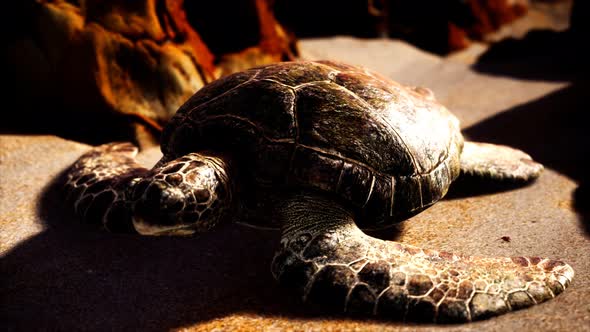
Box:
[1,167,414,330]
[445,176,539,200]
[464,8,590,236]
[471,0,588,82]
[458,84,589,236]
[2,169,304,331]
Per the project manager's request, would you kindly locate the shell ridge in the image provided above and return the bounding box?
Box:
[182,69,261,117]
[327,79,420,175]
[190,114,296,144]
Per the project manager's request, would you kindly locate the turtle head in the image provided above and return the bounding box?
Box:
[129,153,232,236]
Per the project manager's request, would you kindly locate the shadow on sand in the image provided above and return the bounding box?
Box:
[1,169,412,330]
[2,169,301,331]
[463,24,589,236]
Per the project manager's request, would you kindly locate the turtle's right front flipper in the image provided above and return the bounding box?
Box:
[64,143,233,235]
[271,193,574,322]
[460,142,543,182]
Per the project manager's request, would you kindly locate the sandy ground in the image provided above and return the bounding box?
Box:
[1,36,589,331]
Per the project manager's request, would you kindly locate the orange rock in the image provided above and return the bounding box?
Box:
[184,0,298,77]
[6,0,296,145]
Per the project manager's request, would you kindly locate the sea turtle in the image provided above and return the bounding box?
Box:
[64,60,573,323]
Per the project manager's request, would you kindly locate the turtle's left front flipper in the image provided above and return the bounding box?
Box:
[64,142,150,232]
[271,193,573,322]
[460,142,543,182]
[65,142,233,235]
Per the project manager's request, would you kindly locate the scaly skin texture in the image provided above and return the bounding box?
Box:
[271,194,574,323]
[64,143,231,235]
[460,142,544,182]
[64,142,148,232]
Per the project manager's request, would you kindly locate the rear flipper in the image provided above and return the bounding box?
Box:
[64,142,232,235]
[271,193,574,322]
[460,142,543,182]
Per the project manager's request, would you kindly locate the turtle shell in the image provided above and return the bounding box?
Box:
[161,60,464,227]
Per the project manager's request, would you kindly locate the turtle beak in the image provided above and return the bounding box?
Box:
[132,216,196,236]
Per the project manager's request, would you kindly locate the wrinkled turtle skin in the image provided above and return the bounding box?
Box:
[64,60,572,323]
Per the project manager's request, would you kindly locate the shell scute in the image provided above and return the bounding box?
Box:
[295,81,415,175]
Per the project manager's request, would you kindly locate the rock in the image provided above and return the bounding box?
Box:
[44,1,210,117]
[276,0,572,54]
[3,0,296,146]
[276,0,531,53]
[4,0,213,146]
[185,0,298,77]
